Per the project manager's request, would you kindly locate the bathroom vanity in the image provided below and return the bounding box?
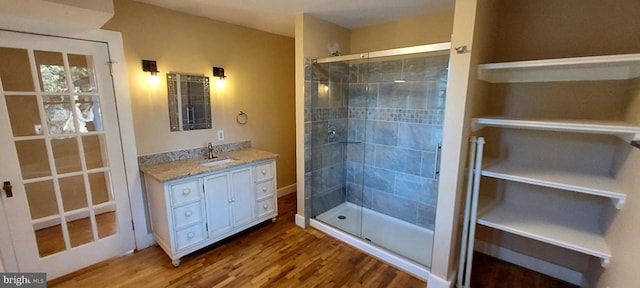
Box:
[140,149,278,266]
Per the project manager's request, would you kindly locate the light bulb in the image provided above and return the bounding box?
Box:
[148,74,160,86]
[217,78,226,89]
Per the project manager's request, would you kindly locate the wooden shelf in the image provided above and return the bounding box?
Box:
[477,197,611,265]
[478,53,640,83]
[482,161,626,208]
[472,116,640,142]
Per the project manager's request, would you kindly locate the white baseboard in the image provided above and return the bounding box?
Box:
[474,240,583,286]
[295,213,306,228]
[310,219,430,281]
[277,183,296,197]
[427,273,453,288]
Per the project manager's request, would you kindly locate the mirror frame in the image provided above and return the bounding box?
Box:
[167,73,212,131]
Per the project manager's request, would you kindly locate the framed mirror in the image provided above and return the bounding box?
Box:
[167,73,212,131]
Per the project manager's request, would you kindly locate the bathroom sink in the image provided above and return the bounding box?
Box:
[201,157,237,167]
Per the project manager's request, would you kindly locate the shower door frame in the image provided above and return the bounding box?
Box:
[315,42,451,64]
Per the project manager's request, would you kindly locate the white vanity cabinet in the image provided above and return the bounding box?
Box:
[144,159,277,266]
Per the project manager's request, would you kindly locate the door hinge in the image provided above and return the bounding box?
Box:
[131,220,135,231]
[205,223,208,232]
[107,60,118,76]
[454,45,470,54]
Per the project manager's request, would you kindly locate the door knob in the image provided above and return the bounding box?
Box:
[3,181,13,198]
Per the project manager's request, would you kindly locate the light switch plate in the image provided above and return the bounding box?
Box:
[217,130,225,141]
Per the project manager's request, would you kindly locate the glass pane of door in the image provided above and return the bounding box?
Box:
[308,56,366,238]
[0,47,35,91]
[360,52,449,268]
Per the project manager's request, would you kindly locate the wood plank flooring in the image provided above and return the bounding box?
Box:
[48,193,424,287]
[470,252,578,288]
[48,193,579,288]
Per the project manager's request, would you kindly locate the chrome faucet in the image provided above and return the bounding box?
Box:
[207,142,216,159]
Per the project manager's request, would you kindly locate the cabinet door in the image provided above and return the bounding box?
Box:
[230,168,255,227]
[204,173,233,236]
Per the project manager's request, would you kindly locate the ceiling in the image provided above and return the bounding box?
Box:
[134,0,454,37]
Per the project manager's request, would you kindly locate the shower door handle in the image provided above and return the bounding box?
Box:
[433,143,442,180]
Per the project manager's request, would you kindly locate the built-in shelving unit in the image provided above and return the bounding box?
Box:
[478,53,640,83]
[470,52,640,270]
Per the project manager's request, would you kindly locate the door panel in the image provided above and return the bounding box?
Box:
[231,168,254,227]
[204,174,233,236]
[0,30,134,280]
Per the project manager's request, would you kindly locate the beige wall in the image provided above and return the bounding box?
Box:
[592,78,640,287]
[302,15,352,58]
[492,0,640,62]
[350,9,454,53]
[102,0,296,189]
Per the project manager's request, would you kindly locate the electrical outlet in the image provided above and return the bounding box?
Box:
[217,130,225,141]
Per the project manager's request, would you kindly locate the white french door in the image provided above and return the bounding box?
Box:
[0,30,134,279]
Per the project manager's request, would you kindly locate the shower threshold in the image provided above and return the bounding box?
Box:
[312,202,433,280]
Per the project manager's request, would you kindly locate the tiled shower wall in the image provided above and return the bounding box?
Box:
[305,54,449,231]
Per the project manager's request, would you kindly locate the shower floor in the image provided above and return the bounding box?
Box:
[316,202,433,267]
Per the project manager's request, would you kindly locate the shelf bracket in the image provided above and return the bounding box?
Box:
[601,257,610,268]
[616,133,640,149]
[612,198,625,210]
[471,122,483,132]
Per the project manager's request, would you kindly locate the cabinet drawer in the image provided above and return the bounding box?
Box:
[173,201,204,229]
[256,197,276,218]
[255,180,275,200]
[175,223,206,251]
[170,180,200,206]
[254,161,274,182]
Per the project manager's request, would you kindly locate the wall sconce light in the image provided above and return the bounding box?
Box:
[142,60,160,86]
[213,66,226,88]
[213,67,226,80]
[142,60,159,76]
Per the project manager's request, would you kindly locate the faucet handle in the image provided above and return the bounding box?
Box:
[207,142,215,159]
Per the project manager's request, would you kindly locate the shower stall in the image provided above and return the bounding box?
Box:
[304,43,451,276]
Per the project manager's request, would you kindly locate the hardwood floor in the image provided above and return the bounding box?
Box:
[48,193,425,288]
[48,193,578,288]
[470,252,578,288]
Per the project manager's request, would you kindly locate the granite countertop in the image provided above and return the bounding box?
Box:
[140,148,278,182]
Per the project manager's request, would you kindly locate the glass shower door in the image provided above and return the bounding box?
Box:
[359,52,449,268]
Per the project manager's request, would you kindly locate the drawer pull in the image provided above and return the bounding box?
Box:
[261,169,267,175]
[263,204,268,210]
[187,232,194,238]
[262,187,268,192]
[182,189,190,195]
[185,210,192,217]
